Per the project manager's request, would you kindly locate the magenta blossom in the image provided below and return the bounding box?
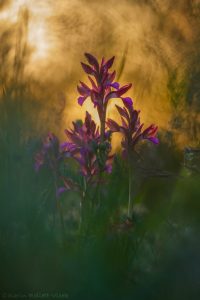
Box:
[107,100,159,157]
[35,132,60,172]
[35,133,79,198]
[61,111,113,183]
[77,53,132,139]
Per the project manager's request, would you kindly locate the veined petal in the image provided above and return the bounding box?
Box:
[116,83,132,97]
[108,71,116,84]
[150,125,158,136]
[104,56,115,69]
[107,118,120,132]
[121,116,128,129]
[81,62,96,75]
[79,81,91,92]
[105,91,118,103]
[85,111,93,131]
[91,91,101,107]
[142,125,158,137]
[88,76,99,92]
[85,53,99,71]
[115,105,130,121]
[77,84,90,96]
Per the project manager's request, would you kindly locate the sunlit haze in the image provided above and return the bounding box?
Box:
[0,0,199,147]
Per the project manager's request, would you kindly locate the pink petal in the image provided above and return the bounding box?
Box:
[104,56,115,69]
[121,97,133,107]
[78,96,87,106]
[81,62,96,75]
[85,53,99,71]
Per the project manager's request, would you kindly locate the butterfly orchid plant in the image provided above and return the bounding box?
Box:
[35,53,159,227]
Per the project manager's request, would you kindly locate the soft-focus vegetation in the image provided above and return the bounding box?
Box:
[0,1,200,299]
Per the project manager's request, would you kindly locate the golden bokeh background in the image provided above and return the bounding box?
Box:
[0,0,200,148]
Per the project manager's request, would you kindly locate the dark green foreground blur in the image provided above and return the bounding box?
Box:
[0,84,200,300]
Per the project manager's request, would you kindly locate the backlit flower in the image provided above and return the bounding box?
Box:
[35,132,60,172]
[77,53,132,139]
[61,111,113,183]
[107,100,159,157]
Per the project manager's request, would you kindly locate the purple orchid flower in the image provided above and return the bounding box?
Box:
[77,53,132,140]
[35,132,60,172]
[107,100,159,157]
[107,99,159,218]
[61,111,113,183]
[35,133,79,198]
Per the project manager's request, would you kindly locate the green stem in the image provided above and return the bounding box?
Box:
[98,107,106,211]
[54,172,66,243]
[127,152,132,218]
[79,177,87,232]
[57,199,65,237]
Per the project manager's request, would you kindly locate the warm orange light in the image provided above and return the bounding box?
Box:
[0,0,52,62]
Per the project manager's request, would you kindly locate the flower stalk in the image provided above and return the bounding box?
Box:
[107,99,159,218]
[128,152,132,218]
[35,53,159,231]
[79,176,87,231]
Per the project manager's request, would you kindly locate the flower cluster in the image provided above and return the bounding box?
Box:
[35,132,60,172]
[35,53,159,208]
[107,100,159,157]
[61,111,113,183]
[77,53,132,139]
